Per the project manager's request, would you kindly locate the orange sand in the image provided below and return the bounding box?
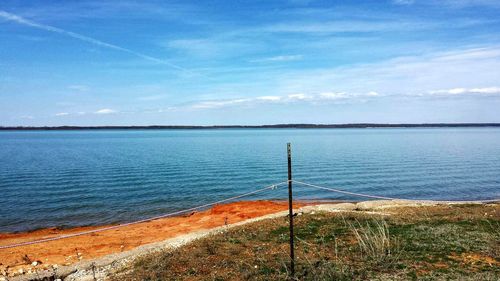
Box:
[0,200,303,274]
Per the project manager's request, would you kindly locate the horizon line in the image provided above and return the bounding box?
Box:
[2,123,500,130]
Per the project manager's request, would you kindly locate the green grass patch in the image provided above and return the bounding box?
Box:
[113,204,499,280]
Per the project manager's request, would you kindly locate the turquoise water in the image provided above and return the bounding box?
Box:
[0,128,499,232]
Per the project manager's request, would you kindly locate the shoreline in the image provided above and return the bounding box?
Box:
[0,199,339,235]
[1,199,497,279]
[0,200,306,278]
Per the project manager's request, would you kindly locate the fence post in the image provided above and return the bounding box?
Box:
[287,143,295,278]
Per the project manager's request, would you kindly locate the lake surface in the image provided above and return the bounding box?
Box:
[1,128,499,232]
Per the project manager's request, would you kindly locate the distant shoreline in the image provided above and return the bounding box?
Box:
[2,123,500,130]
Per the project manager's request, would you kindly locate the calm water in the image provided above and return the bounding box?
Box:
[1,128,499,232]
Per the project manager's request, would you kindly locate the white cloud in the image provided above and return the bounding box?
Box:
[428,87,500,95]
[173,85,499,111]
[55,112,69,116]
[288,93,308,100]
[272,46,500,96]
[470,87,500,94]
[257,96,282,101]
[95,108,117,114]
[319,92,347,99]
[186,91,380,109]
[367,91,380,96]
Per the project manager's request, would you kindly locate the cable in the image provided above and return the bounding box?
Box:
[0,181,287,250]
[292,180,398,200]
[292,180,499,202]
[3,179,496,250]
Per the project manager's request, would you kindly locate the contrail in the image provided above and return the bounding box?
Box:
[0,10,191,73]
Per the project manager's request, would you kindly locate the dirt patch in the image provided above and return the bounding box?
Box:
[449,252,499,268]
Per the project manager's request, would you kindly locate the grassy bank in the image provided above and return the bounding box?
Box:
[114,203,499,280]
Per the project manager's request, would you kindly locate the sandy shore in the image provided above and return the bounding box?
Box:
[1,199,496,280]
[0,200,306,278]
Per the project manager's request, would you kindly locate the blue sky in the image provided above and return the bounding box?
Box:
[1,0,500,126]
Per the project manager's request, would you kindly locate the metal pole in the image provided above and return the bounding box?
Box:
[287,143,295,278]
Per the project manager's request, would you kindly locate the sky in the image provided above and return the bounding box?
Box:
[1,0,500,126]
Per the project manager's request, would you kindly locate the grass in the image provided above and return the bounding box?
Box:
[113,203,499,280]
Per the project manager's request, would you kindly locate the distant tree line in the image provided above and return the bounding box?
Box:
[1,123,500,130]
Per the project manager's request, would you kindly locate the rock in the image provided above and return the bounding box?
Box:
[18,268,24,274]
[329,203,357,210]
[355,199,437,210]
[355,200,405,210]
[300,203,357,213]
[31,261,38,266]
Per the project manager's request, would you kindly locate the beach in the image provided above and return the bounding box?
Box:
[2,199,497,280]
[0,200,305,278]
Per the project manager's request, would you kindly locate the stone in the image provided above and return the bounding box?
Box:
[31,261,38,266]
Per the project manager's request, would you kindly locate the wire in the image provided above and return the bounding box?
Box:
[292,180,398,200]
[0,181,287,250]
[2,179,497,250]
[292,180,499,203]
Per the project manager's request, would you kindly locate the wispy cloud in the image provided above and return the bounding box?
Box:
[272,46,500,96]
[438,0,500,8]
[263,18,490,34]
[186,91,380,109]
[0,10,190,72]
[392,0,415,5]
[95,108,117,114]
[427,87,500,96]
[251,55,303,63]
[55,112,69,116]
[68,85,89,92]
[264,20,429,33]
[391,0,500,8]
[165,37,264,60]
[137,95,168,101]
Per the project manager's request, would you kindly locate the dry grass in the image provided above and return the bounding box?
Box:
[347,218,398,263]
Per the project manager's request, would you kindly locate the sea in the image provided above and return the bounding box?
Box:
[1,128,499,232]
